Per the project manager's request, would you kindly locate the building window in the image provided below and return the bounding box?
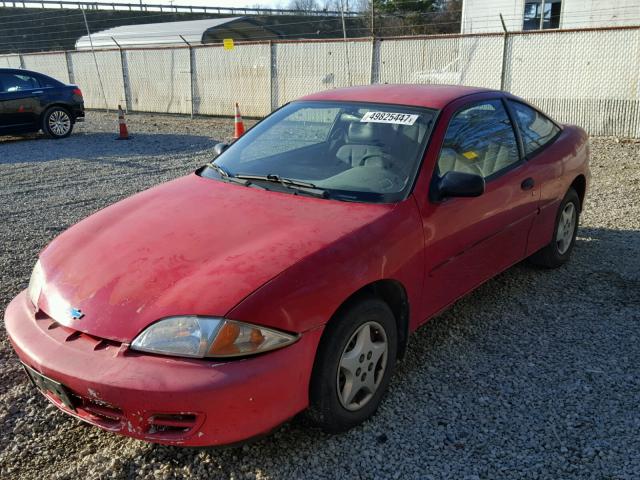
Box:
[523,0,561,31]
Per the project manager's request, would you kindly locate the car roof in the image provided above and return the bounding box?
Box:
[0,68,66,84]
[298,84,497,110]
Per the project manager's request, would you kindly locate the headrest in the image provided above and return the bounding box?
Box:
[347,122,376,143]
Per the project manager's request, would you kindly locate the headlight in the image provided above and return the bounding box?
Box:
[130,316,298,359]
[27,260,44,308]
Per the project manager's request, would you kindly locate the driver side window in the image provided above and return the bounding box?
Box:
[437,100,520,179]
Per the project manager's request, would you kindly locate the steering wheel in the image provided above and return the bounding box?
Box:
[328,127,346,146]
[359,153,394,169]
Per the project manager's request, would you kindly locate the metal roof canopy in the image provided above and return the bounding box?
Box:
[75,17,280,49]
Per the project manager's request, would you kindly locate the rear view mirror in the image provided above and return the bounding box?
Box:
[434,171,485,201]
[213,143,229,158]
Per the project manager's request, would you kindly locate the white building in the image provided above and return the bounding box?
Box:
[461,0,640,33]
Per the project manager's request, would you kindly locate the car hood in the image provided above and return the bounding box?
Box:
[38,174,393,342]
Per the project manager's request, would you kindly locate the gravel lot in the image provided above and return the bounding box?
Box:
[1,112,639,480]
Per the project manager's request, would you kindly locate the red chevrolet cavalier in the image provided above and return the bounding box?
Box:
[5,85,590,446]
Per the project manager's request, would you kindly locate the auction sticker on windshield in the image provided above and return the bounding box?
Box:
[361,111,419,125]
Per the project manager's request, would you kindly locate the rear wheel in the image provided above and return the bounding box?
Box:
[307,296,397,433]
[528,187,580,268]
[42,106,73,139]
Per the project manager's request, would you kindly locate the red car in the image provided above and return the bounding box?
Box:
[5,85,590,446]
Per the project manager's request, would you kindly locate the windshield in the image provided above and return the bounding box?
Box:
[202,100,437,203]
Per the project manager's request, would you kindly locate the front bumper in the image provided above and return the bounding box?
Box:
[5,291,322,446]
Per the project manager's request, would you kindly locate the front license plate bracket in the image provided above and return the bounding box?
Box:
[22,363,76,411]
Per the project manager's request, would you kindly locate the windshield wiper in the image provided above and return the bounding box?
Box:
[235,174,316,188]
[235,173,328,198]
[208,163,264,188]
[209,162,231,178]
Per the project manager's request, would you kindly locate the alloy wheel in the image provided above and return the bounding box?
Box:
[48,110,71,137]
[556,202,577,255]
[336,321,388,411]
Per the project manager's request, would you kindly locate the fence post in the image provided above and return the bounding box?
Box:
[65,50,74,84]
[370,37,380,85]
[499,14,509,91]
[500,33,510,91]
[113,37,129,112]
[18,53,24,69]
[269,40,277,112]
[180,36,194,119]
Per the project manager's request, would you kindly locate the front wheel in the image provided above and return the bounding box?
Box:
[307,296,397,433]
[528,187,580,268]
[42,106,73,139]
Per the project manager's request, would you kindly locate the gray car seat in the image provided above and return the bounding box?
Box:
[336,122,388,168]
[438,147,483,176]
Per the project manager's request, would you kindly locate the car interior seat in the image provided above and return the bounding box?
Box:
[336,122,389,168]
[438,147,482,176]
[482,140,515,177]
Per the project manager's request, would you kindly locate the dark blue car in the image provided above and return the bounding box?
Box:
[0,68,85,139]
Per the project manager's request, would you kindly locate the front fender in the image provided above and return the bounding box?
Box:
[226,198,425,334]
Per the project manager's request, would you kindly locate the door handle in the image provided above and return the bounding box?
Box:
[32,91,43,95]
[521,177,535,190]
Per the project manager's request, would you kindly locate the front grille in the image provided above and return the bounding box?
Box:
[35,310,122,352]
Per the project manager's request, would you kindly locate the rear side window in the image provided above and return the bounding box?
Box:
[38,75,59,88]
[437,100,520,179]
[0,73,41,93]
[509,101,560,156]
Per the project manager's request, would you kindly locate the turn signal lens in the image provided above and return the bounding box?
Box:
[209,322,241,355]
[207,322,284,357]
[130,317,298,359]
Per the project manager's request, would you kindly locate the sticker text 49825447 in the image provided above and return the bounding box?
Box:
[361,111,419,126]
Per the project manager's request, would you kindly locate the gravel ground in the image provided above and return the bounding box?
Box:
[1,112,639,480]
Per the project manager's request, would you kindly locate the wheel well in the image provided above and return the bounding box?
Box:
[570,175,586,209]
[40,104,72,120]
[331,280,410,359]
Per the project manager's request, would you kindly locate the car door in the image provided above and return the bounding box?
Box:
[506,99,565,256]
[416,95,542,319]
[0,72,43,130]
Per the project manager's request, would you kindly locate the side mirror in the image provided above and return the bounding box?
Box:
[434,171,485,201]
[213,142,229,158]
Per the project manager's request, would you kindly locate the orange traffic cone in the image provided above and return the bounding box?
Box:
[234,102,245,139]
[117,105,130,140]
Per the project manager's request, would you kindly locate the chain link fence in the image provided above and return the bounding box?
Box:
[273,40,373,106]
[376,34,504,89]
[2,26,639,137]
[193,43,271,118]
[20,52,70,83]
[504,28,640,138]
[0,54,21,68]
[67,50,125,110]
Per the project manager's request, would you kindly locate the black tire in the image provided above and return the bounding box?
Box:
[528,187,581,268]
[42,106,73,139]
[307,295,398,433]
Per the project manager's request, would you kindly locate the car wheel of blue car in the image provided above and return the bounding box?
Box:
[43,106,73,139]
